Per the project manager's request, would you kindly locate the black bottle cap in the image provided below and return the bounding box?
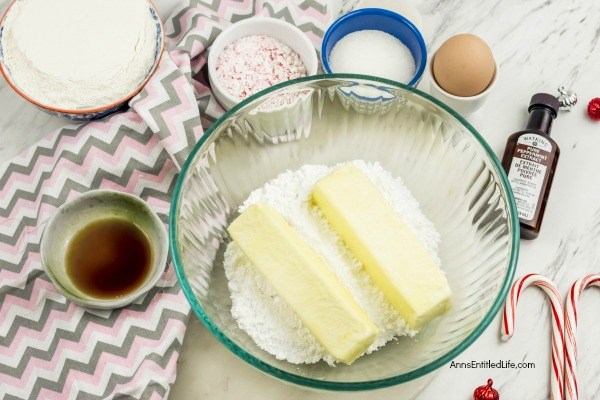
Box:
[528,93,560,118]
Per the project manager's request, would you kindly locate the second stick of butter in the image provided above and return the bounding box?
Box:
[313,164,452,330]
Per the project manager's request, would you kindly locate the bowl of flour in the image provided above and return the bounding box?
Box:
[0,0,164,120]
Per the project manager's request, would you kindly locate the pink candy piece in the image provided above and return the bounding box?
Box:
[564,274,600,400]
[501,274,565,400]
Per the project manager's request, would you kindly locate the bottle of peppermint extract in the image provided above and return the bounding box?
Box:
[501,93,561,240]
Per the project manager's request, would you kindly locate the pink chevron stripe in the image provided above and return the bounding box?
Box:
[189,39,209,61]
[0,261,53,307]
[0,297,78,359]
[41,292,180,358]
[168,8,201,43]
[0,252,43,284]
[0,228,30,257]
[171,38,206,69]
[0,113,147,201]
[109,348,179,398]
[214,0,253,17]
[100,293,184,336]
[62,317,184,388]
[82,131,161,168]
[0,214,25,230]
[0,133,61,173]
[174,0,254,45]
[1,136,164,221]
[0,153,56,199]
[1,197,61,233]
[0,151,170,234]
[78,110,143,136]
[256,0,330,23]
[35,388,63,400]
[145,196,171,210]
[0,266,22,282]
[169,6,226,45]
[2,294,185,391]
[297,3,331,22]
[168,51,188,71]
[100,157,176,194]
[172,17,226,61]
[132,64,174,113]
[160,76,203,151]
[163,1,189,37]
[9,134,163,199]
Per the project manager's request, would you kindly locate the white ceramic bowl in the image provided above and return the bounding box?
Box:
[207,17,319,111]
[40,190,168,309]
[428,51,499,115]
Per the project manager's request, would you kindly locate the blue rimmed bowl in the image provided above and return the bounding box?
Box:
[321,8,427,87]
[0,0,164,121]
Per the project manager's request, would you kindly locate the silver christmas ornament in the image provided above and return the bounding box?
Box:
[557,85,577,111]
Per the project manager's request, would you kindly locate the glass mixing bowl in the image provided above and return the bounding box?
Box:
[170,75,519,392]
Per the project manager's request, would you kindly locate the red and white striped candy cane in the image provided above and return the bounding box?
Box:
[501,274,565,400]
[564,274,600,400]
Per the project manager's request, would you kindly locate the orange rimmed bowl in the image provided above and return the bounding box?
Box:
[0,0,165,121]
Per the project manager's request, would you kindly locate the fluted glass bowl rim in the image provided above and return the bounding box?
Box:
[169,74,519,391]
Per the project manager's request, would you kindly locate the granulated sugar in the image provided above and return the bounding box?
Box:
[329,30,416,83]
[223,161,441,365]
[215,35,307,101]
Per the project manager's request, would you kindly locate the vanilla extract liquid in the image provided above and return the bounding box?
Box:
[501,93,560,240]
[66,218,152,299]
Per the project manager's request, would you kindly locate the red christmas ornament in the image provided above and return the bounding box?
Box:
[473,379,500,400]
[588,98,600,121]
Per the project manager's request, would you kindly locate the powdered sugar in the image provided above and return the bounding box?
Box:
[215,35,307,101]
[224,161,441,365]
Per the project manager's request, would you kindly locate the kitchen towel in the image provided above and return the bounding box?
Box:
[0,1,334,398]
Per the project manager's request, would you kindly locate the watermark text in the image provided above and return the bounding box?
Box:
[449,360,535,369]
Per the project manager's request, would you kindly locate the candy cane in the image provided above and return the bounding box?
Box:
[501,274,565,400]
[564,274,600,400]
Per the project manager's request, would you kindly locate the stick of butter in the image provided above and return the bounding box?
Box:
[312,164,452,330]
[228,203,379,364]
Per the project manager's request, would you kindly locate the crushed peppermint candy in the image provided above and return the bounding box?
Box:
[215,35,308,101]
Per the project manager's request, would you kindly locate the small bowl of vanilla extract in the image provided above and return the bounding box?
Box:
[40,190,168,309]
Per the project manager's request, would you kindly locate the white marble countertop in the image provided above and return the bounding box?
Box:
[1,0,599,399]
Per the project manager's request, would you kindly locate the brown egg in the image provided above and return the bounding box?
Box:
[433,34,495,97]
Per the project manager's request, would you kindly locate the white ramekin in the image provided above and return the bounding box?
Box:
[40,190,168,309]
[207,17,318,111]
[428,51,499,115]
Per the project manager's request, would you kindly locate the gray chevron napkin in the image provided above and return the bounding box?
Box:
[0,0,332,398]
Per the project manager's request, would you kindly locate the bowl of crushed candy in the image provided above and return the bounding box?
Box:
[0,0,164,121]
[170,74,519,393]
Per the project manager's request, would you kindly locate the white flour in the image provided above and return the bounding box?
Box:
[1,0,158,109]
[224,161,441,365]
